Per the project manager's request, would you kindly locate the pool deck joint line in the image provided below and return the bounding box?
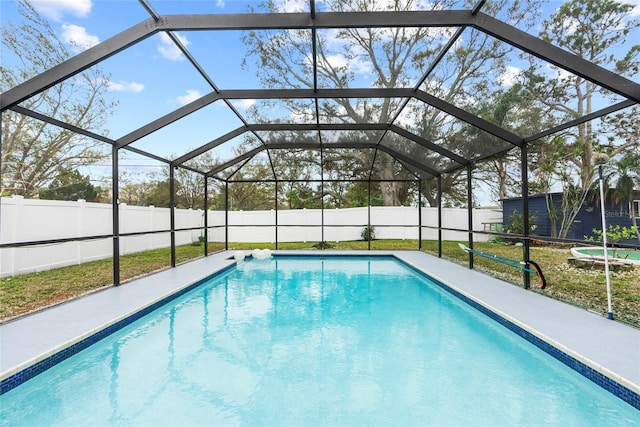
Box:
[1,250,638,409]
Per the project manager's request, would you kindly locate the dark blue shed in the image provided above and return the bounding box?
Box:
[502,192,640,245]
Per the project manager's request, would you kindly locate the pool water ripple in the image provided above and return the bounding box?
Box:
[1,256,638,426]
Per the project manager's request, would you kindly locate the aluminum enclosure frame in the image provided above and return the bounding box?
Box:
[2,1,639,288]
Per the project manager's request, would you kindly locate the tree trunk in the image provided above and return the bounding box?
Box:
[378,181,401,206]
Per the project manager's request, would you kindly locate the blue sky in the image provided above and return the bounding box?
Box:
[2,0,639,173]
[2,1,272,162]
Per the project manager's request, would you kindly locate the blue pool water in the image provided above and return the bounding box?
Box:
[1,256,638,425]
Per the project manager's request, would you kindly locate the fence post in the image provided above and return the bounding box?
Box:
[76,199,86,265]
[119,203,128,255]
[8,196,24,276]
[149,205,155,250]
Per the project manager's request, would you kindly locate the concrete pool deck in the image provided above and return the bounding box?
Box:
[1,250,639,400]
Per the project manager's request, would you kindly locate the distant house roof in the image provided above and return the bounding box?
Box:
[501,193,561,202]
[502,190,640,203]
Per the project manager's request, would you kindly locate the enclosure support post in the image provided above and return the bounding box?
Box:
[598,164,613,319]
[321,181,325,246]
[437,175,442,258]
[368,180,371,251]
[418,180,422,250]
[169,165,176,268]
[224,181,229,251]
[467,164,474,269]
[320,146,325,246]
[521,145,531,289]
[112,146,120,285]
[275,181,279,250]
[203,175,208,257]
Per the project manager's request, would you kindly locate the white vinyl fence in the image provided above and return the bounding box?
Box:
[1,196,502,277]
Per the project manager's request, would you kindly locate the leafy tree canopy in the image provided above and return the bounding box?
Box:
[38,169,101,202]
[1,0,116,198]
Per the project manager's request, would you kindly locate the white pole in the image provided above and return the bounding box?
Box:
[598,165,613,320]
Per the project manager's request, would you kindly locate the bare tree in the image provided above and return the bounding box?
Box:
[524,0,639,238]
[241,0,540,206]
[1,0,116,197]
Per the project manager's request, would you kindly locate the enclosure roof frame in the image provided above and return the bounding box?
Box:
[2,6,639,181]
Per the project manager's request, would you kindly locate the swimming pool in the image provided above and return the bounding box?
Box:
[1,255,638,425]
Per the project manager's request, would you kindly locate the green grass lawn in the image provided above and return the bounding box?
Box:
[420,240,640,328]
[2,240,638,328]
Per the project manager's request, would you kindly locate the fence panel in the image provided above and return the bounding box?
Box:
[1,197,502,276]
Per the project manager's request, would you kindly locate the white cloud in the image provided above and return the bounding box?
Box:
[499,66,521,87]
[422,79,442,94]
[352,57,374,75]
[176,90,202,106]
[318,53,373,75]
[562,18,580,36]
[273,0,308,12]
[629,0,640,16]
[157,32,190,61]
[393,108,417,129]
[107,80,145,93]
[415,0,447,11]
[321,54,348,69]
[291,107,316,123]
[61,24,99,52]
[31,0,92,21]
[546,63,573,81]
[216,0,226,7]
[232,99,256,110]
